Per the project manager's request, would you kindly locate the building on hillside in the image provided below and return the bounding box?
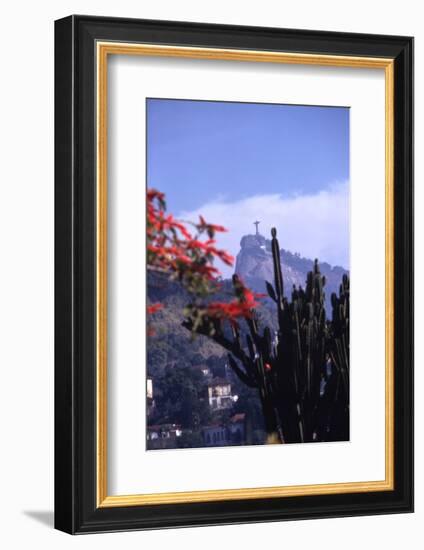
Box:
[147,423,183,449]
[146,377,155,415]
[203,424,229,447]
[207,377,238,410]
[147,423,182,440]
[202,413,246,447]
[228,413,246,444]
[147,377,153,400]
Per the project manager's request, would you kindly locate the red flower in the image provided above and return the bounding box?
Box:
[147,303,163,314]
[146,187,258,324]
[198,215,226,233]
[147,189,165,203]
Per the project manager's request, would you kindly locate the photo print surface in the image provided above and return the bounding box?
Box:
[146,98,350,450]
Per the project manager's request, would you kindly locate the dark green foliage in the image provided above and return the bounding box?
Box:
[149,365,212,430]
[147,271,270,448]
[184,228,350,444]
[265,281,277,302]
[147,271,227,378]
[232,384,267,445]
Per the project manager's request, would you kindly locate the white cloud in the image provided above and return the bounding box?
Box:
[178,181,349,279]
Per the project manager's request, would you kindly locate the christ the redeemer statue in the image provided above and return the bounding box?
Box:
[254,220,260,236]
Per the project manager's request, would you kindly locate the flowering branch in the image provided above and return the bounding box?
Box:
[147,188,262,328]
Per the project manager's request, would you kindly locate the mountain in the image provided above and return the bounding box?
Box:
[235,232,348,312]
[146,234,348,379]
[146,236,348,447]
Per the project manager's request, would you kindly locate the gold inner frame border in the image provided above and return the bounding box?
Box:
[96,41,394,508]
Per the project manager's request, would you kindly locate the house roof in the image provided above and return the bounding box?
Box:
[230,413,246,423]
[208,377,230,387]
[203,423,225,431]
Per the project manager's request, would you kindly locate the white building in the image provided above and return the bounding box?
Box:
[207,377,238,410]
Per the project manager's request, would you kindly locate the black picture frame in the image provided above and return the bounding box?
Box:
[55,14,414,534]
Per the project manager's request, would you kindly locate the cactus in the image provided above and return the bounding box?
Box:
[183,228,349,444]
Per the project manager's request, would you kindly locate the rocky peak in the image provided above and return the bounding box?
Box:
[235,232,348,312]
[235,233,272,281]
[239,233,267,250]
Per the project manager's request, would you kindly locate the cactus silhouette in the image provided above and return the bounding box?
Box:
[184,228,349,444]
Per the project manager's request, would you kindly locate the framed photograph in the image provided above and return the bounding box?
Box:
[54,15,413,533]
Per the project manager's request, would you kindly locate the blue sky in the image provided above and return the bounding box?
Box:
[147,99,349,212]
[146,98,350,273]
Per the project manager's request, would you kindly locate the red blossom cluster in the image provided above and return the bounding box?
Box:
[147,189,233,284]
[146,303,163,315]
[205,280,260,321]
[146,188,262,324]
